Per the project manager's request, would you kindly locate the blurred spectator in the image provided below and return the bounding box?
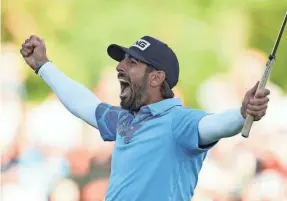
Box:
[192,189,214,201]
[2,183,46,201]
[242,170,287,201]
[81,178,109,201]
[50,178,80,201]
[1,135,22,185]
[0,44,26,153]
[25,94,84,151]
[66,148,92,177]
[16,145,70,198]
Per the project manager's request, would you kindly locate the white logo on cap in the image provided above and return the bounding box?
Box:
[132,39,151,51]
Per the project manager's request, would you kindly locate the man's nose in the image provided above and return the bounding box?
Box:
[116,60,128,73]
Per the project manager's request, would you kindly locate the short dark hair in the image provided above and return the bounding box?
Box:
[145,65,174,99]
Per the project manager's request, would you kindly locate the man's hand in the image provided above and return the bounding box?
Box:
[20,35,49,70]
[241,81,270,121]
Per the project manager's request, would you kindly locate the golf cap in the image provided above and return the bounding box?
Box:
[107,36,179,89]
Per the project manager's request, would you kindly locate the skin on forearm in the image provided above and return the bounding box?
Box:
[198,108,245,146]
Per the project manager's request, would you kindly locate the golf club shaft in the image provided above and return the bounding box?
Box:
[241,11,287,138]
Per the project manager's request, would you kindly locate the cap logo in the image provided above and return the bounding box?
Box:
[132,39,150,51]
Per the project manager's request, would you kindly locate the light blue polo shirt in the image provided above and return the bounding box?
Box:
[95,98,216,201]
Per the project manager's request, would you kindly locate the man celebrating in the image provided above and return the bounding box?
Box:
[20,35,270,201]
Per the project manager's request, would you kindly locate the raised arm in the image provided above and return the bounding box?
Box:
[20,35,100,128]
[39,62,101,128]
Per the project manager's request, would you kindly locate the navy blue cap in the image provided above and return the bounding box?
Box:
[107,36,179,89]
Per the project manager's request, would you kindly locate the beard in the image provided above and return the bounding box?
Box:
[118,72,150,112]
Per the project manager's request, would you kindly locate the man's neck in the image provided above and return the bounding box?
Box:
[131,96,164,116]
[147,96,164,105]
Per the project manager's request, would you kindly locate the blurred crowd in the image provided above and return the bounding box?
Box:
[1,44,287,201]
[195,49,287,201]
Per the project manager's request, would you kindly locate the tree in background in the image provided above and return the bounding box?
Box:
[2,0,287,106]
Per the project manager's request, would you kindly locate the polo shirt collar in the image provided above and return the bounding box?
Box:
[143,98,182,116]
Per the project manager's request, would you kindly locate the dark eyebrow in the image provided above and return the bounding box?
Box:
[130,57,140,63]
[125,53,141,63]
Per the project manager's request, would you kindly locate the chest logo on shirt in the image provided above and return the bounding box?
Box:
[117,113,154,144]
[119,124,142,144]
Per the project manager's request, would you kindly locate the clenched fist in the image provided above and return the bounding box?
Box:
[20,35,49,70]
[241,81,270,121]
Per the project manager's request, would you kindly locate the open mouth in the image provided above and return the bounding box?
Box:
[118,78,131,98]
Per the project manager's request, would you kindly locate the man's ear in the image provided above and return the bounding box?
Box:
[150,71,166,87]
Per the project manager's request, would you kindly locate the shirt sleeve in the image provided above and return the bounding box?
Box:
[95,103,127,141]
[39,62,101,128]
[198,107,245,145]
[172,109,217,155]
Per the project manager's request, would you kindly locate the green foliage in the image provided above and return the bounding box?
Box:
[247,5,287,91]
[2,0,287,106]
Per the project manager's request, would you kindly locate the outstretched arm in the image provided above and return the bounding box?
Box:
[198,81,270,146]
[198,108,244,145]
[39,62,101,128]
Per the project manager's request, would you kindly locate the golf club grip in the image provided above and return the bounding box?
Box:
[241,114,254,138]
[241,80,269,137]
[241,81,265,138]
[241,59,274,138]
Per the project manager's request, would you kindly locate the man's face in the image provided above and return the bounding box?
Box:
[116,54,151,112]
